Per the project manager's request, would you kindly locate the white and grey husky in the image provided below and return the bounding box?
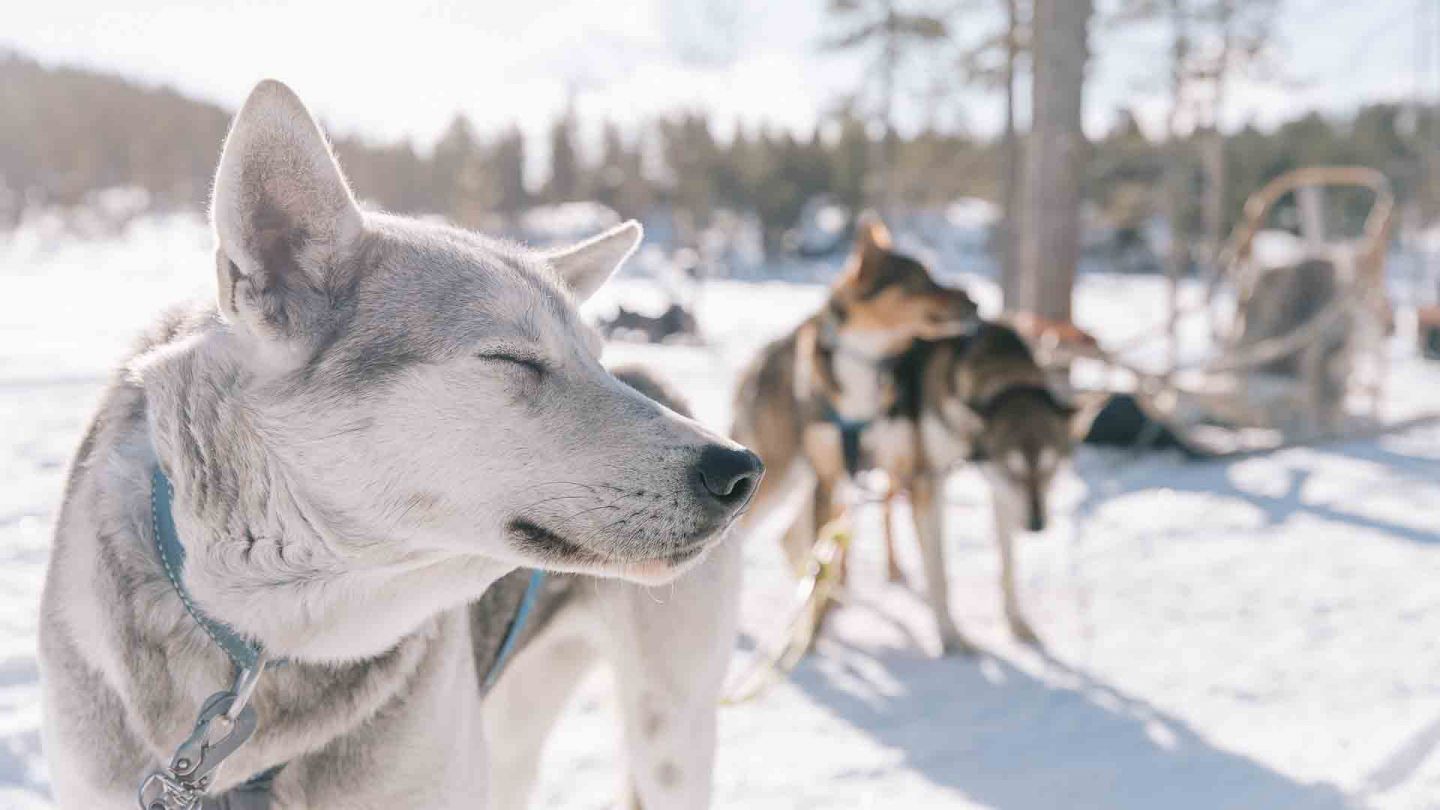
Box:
[39,80,760,809]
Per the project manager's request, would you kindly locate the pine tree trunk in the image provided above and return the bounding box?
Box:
[1018,0,1092,322]
[879,0,899,220]
[1163,2,1190,370]
[999,0,1021,308]
[1201,126,1225,267]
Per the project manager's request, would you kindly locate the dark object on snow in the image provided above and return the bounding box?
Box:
[1419,306,1440,360]
[1236,258,1344,377]
[600,303,698,343]
[1083,393,1208,459]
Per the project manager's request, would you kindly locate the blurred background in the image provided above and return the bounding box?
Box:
[4,1,1440,809]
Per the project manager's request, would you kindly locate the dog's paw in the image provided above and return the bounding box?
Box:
[939,627,977,657]
[1008,617,1041,646]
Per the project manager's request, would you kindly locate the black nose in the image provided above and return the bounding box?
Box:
[1028,513,1046,532]
[695,445,764,510]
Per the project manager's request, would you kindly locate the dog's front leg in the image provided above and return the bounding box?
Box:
[911,474,973,655]
[484,612,599,810]
[604,541,742,810]
[882,479,905,583]
[992,490,1039,645]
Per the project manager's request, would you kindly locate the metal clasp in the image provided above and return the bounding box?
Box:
[137,661,267,810]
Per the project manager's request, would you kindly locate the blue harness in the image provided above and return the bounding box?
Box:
[145,467,544,808]
[821,404,870,477]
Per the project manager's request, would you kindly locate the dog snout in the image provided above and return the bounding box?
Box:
[694,445,764,512]
[1027,489,1046,532]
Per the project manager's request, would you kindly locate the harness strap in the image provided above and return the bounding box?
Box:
[482,569,547,691]
[821,404,871,477]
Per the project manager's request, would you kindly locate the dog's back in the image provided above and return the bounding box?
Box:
[953,323,1049,406]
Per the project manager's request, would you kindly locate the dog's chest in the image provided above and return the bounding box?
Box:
[827,335,897,420]
[272,611,488,809]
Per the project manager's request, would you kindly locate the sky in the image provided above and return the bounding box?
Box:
[1,0,1436,152]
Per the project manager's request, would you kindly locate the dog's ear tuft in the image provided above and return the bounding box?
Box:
[855,212,892,254]
[211,79,362,341]
[547,220,643,302]
[841,212,893,289]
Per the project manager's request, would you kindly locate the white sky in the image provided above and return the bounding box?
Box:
[2,0,1435,152]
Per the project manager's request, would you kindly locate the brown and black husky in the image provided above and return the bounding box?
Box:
[730,217,976,602]
[886,322,1105,650]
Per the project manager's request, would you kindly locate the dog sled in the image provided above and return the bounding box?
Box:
[1050,167,1402,457]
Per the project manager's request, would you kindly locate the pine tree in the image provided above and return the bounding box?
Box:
[545,107,582,203]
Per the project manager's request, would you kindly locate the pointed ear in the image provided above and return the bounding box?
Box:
[1068,391,1111,442]
[211,79,362,342]
[855,212,892,256]
[841,212,893,287]
[547,220,642,302]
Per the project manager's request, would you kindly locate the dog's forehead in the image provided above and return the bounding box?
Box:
[311,217,586,387]
[368,218,575,330]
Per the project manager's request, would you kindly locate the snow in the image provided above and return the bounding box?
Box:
[4,214,1440,809]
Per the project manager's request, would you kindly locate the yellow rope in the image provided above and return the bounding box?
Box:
[721,515,852,705]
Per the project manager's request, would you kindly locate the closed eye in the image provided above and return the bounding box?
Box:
[476,352,549,376]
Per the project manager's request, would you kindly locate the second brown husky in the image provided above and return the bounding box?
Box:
[889,322,1103,650]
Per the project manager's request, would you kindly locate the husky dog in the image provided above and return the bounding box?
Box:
[482,366,740,810]
[38,80,760,809]
[731,218,976,578]
[891,322,1102,649]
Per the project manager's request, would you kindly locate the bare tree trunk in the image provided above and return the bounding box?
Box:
[999,0,1021,308]
[1200,126,1225,264]
[878,0,900,220]
[1163,1,1190,370]
[1202,0,1234,270]
[1018,0,1092,322]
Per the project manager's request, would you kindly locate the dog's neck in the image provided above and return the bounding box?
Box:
[137,327,511,662]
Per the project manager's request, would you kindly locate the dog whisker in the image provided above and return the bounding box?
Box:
[516,494,594,512]
[547,503,622,533]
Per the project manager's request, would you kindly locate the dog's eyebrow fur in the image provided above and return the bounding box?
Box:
[294,215,590,391]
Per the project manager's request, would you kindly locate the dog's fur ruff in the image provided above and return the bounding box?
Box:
[38,81,758,809]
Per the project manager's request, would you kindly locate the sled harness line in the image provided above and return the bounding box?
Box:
[722,515,854,705]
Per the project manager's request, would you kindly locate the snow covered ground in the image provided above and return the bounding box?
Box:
[3,215,1440,809]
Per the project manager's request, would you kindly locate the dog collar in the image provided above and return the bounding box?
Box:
[150,464,544,684]
[150,466,267,672]
[142,465,540,808]
[143,466,280,809]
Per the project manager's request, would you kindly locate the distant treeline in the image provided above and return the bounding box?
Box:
[1,51,1434,252]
